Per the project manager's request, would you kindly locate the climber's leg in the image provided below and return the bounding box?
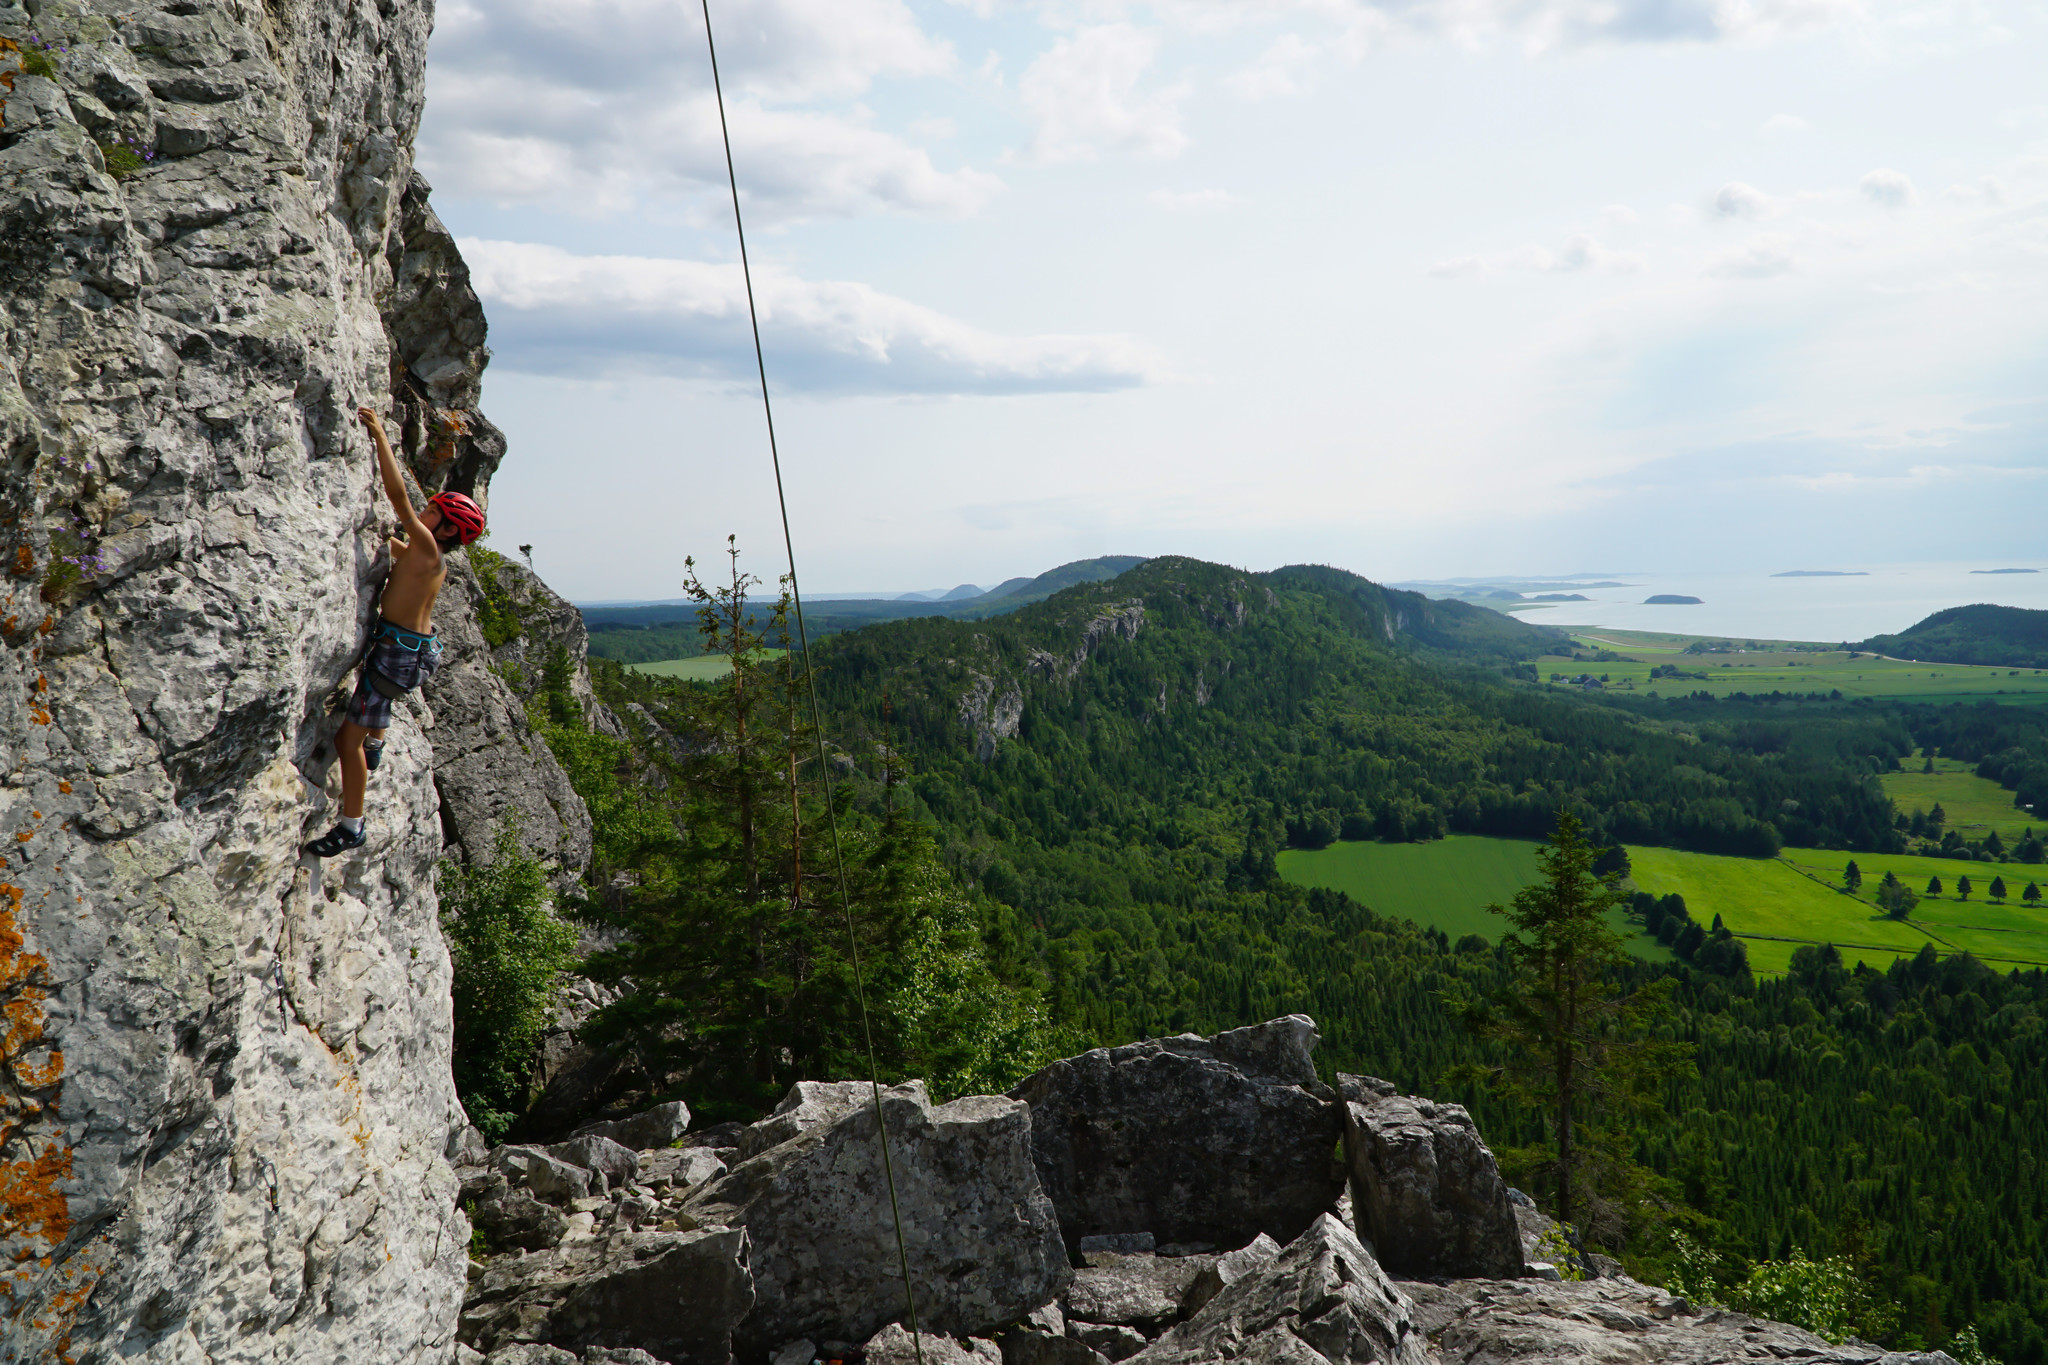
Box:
[336,720,370,819]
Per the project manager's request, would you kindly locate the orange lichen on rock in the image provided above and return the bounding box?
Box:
[0,894,76,1338]
[7,548,30,578]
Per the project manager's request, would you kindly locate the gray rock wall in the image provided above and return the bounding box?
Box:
[0,0,575,1356]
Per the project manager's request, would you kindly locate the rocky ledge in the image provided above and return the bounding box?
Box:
[454,1018,1956,1365]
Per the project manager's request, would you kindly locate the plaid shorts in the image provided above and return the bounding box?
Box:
[346,621,443,729]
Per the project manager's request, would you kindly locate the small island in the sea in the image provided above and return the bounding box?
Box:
[1645,594,1704,604]
[1531,593,1589,601]
[1971,568,2039,575]
[1772,570,1868,578]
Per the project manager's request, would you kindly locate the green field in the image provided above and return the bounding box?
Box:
[627,650,786,681]
[1538,629,2048,704]
[1628,844,2048,974]
[1280,835,2048,977]
[1276,835,1672,960]
[1777,846,2048,970]
[1880,756,2039,843]
[1628,846,1939,975]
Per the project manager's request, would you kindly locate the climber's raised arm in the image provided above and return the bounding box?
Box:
[357,406,436,553]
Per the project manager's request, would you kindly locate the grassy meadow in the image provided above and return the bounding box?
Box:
[1279,835,2048,978]
[1879,755,2041,843]
[1537,629,2048,704]
[1276,835,1673,961]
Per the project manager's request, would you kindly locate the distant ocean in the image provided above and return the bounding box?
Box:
[1493,563,2048,642]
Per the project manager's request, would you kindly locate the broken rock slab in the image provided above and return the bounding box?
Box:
[685,1084,1069,1354]
[862,1325,1004,1365]
[460,1226,752,1363]
[1128,1214,1430,1365]
[1178,1232,1279,1316]
[544,1134,641,1191]
[1401,1277,1962,1364]
[573,1100,693,1151]
[1338,1075,1523,1279]
[1010,1016,1344,1254]
[1060,1254,1213,1334]
[496,1145,597,1203]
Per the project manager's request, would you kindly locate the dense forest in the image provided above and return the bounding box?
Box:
[492,554,2043,1362]
[1862,604,2048,670]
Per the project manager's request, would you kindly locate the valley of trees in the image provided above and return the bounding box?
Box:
[463,552,2046,1364]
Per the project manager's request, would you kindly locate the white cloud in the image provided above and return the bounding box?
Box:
[1713,181,1773,218]
[1018,24,1191,163]
[1225,33,1324,99]
[461,239,1169,395]
[1704,232,1797,277]
[1430,233,1644,277]
[418,0,994,221]
[1149,187,1242,212]
[1860,167,1918,208]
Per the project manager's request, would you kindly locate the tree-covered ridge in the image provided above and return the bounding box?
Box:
[811,555,1902,874]
[1861,604,2048,670]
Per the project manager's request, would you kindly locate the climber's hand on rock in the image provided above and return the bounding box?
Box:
[357,406,386,437]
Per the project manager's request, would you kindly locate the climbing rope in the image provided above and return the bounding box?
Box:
[695,5,928,1362]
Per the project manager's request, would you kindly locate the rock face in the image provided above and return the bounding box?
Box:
[0,0,588,1355]
[1129,1215,1430,1365]
[1009,1015,1344,1254]
[685,1082,1071,1354]
[1338,1075,1524,1279]
[1402,1277,1961,1364]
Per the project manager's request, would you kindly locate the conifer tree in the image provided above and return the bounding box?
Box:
[1455,812,1693,1244]
[1959,874,1973,901]
[2025,881,2041,906]
[1989,876,2008,902]
[1844,861,1862,893]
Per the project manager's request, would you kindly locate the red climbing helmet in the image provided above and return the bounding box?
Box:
[427,491,486,545]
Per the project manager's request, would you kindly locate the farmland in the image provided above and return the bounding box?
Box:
[1879,755,2040,844]
[1279,835,2048,977]
[1538,629,2048,704]
[1275,835,1671,960]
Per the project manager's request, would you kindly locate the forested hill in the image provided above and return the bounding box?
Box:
[1862,604,2048,669]
[812,555,1901,863]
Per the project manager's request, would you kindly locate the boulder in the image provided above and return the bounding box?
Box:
[1068,1324,1147,1361]
[497,1146,597,1203]
[684,1084,1069,1354]
[1338,1077,1523,1279]
[1178,1233,1280,1316]
[1060,1255,1212,1334]
[461,1226,753,1363]
[863,1326,1004,1365]
[734,1079,921,1160]
[1009,1017,1344,1254]
[1401,1277,1963,1364]
[1127,1215,1429,1365]
[545,1134,642,1191]
[641,1147,728,1191]
[574,1101,694,1151]
[472,1190,572,1253]
[583,1351,673,1365]
[486,1348,579,1365]
[999,1331,1108,1365]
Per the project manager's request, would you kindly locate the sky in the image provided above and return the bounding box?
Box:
[414,0,2048,602]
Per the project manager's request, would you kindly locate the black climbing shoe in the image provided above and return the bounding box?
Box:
[305,823,367,858]
[363,738,385,772]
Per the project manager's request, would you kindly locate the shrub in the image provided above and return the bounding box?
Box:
[440,823,579,1141]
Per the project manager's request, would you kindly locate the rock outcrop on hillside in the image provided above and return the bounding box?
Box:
[0,0,585,1355]
[455,1017,1961,1365]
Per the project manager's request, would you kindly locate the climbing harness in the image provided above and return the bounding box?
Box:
[697,4,927,1360]
[363,620,443,700]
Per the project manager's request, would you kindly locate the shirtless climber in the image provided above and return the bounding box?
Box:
[305,407,486,857]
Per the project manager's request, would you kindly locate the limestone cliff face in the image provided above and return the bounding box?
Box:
[0,0,577,1356]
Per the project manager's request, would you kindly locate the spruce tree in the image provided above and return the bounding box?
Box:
[1455,812,1693,1245]
[1844,861,1862,893]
